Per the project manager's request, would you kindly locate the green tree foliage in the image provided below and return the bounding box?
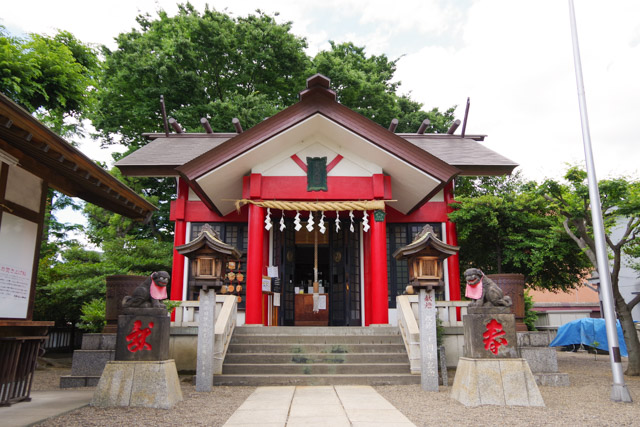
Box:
[540,166,640,376]
[77,298,106,333]
[89,3,313,244]
[450,172,591,291]
[0,26,99,136]
[35,238,172,326]
[91,3,310,148]
[35,245,111,325]
[311,41,455,132]
[523,290,538,331]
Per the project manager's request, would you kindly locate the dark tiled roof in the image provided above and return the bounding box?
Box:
[116,74,516,184]
[403,136,518,175]
[115,135,231,176]
[116,132,517,177]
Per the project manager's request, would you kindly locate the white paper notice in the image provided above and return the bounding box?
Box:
[261,277,271,292]
[273,293,281,307]
[319,295,327,310]
[0,213,38,319]
[267,266,279,278]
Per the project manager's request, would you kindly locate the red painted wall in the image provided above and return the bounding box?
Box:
[168,173,462,317]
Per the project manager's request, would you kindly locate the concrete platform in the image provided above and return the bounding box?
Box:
[223,385,415,426]
[0,390,94,427]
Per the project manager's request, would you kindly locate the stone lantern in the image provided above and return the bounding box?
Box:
[175,224,240,392]
[176,224,241,291]
[393,224,459,392]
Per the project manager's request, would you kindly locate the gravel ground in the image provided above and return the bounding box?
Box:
[31,351,640,426]
[377,351,640,427]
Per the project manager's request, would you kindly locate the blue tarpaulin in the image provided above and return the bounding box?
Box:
[549,318,627,356]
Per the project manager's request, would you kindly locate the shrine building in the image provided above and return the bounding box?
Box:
[116,74,517,327]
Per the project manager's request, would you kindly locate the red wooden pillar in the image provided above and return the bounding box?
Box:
[246,203,264,324]
[444,181,461,319]
[262,226,270,326]
[370,212,389,324]
[170,178,189,307]
[363,213,372,326]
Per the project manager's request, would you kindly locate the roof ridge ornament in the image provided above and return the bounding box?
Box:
[299,74,336,101]
[306,74,331,89]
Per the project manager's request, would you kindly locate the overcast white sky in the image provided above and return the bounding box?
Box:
[3,0,640,183]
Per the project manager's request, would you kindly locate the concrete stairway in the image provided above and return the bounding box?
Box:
[214,326,419,386]
[60,334,115,388]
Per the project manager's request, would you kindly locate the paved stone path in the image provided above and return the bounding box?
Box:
[3,390,94,427]
[223,385,416,427]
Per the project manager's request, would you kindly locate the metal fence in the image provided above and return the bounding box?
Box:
[42,327,83,352]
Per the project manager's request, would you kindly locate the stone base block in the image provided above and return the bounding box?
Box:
[91,360,183,409]
[450,357,544,407]
[517,331,553,348]
[519,347,559,373]
[71,350,115,376]
[534,372,570,387]
[60,376,101,388]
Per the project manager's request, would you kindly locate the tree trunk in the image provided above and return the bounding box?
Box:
[609,239,640,375]
[613,287,640,376]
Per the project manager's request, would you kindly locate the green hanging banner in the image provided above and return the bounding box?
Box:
[307,157,327,191]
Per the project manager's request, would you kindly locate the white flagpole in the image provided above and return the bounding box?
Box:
[568,0,631,402]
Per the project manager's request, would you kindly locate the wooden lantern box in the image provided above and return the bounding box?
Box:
[393,225,459,291]
[176,224,241,291]
[409,255,443,288]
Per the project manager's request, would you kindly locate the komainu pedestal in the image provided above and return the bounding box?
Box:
[451,307,544,407]
[92,305,182,409]
[451,357,544,407]
[91,360,182,409]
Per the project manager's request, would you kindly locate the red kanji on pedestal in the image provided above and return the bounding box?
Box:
[424,293,434,310]
[483,319,507,355]
[126,320,154,352]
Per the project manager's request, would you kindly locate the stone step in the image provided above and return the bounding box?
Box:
[80,333,116,350]
[230,334,403,345]
[222,362,410,375]
[224,352,410,364]
[232,326,400,336]
[227,343,406,354]
[60,375,101,388]
[213,373,420,386]
[220,326,412,386]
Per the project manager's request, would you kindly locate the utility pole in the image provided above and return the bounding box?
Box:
[568,0,632,402]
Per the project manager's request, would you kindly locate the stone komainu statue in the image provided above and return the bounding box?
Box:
[464,268,512,308]
[122,271,170,309]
